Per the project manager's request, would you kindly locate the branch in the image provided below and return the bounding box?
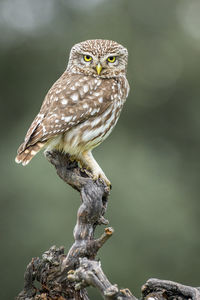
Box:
[16,150,135,300]
[68,257,136,300]
[141,278,200,300]
[45,151,110,270]
[16,150,200,300]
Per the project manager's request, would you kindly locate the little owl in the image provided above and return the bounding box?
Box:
[15,39,130,186]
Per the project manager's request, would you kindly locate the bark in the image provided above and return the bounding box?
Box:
[142,278,200,300]
[16,150,200,300]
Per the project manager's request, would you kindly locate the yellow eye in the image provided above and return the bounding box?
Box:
[84,55,92,62]
[107,56,116,63]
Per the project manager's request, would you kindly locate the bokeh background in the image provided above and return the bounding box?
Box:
[1,0,200,299]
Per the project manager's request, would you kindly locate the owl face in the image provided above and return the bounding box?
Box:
[67,39,128,78]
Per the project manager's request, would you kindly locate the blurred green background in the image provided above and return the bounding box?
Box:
[1,0,200,299]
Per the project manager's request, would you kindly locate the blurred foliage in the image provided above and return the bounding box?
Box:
[1,0,200,299]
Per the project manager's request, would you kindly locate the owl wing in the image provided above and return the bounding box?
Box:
[17,72,117,154]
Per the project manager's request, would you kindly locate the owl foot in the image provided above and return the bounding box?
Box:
[81,166,111,188]
[79,151,111,188]
[92,172,111,189]
[69,155,77,163]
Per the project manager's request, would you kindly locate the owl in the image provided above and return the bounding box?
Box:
[15,39,130,186]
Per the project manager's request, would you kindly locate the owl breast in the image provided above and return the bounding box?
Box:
[62,96,123,156]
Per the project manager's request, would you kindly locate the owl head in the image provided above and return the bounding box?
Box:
[67,39,128,78]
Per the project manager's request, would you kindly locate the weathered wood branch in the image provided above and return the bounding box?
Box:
[142,278,200,300]
[16,150,200,300]
[17,150,135,300]
[68,257,136,300]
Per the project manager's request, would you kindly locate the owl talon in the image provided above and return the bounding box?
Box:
[82,168,111,188]
[83,168,93,177]
[79,151,111,188]
[102,178,112,189]
[92,173,111,189]
[69,155,76,162]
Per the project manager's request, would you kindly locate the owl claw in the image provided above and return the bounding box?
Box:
[79,151,111,188]
[92,173,111,189]
[83,168,111,188]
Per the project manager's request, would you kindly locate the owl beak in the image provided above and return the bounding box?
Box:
[96,63,102,75]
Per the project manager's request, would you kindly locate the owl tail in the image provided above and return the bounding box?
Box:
[15,142,45,166]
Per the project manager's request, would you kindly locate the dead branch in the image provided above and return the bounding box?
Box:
[16,150,200,300]
[16,150,135,299]
[68,257,136,300]
[142,278,200,300]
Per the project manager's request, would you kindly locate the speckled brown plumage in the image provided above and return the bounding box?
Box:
[15,39,130,186]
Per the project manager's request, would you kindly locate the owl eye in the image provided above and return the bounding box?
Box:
[107,56,116,63]
[83,55,92,62]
